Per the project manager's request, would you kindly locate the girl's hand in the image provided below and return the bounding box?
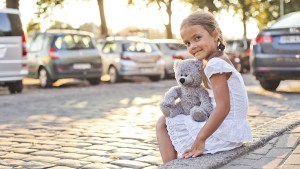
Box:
[182,139,205,158]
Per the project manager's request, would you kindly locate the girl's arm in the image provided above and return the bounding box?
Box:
[183,72,231,158]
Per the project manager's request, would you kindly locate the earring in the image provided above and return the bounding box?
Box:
[218,44,225,51]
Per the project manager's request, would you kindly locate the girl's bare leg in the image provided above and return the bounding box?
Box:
[156,116,177,163]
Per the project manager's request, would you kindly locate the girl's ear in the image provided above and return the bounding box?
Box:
[213,28,221,41]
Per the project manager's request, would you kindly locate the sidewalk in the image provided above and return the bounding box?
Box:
[161,111,300,169]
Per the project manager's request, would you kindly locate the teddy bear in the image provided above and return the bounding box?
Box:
[159,59,213,122]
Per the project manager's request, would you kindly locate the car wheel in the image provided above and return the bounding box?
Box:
[109,66,121,83]
[160,69,167,79]
[8,80,23,94]
[39,68,53,88]
[149,75,161,82]
[259,79,280,91]
[88,77,100,85]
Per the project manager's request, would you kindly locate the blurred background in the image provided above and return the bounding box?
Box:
[1,0,299,40]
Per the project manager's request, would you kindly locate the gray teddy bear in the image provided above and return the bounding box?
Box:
[159,59,213,122]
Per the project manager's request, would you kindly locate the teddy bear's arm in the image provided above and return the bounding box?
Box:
[159,86,182,117]
[198,88,214,116]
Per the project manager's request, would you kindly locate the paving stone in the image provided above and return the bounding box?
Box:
[53,152,88,159]
[109,152,142,160]
[0,159,25,166]
[0,165,11,169]
[275,134,299,148]
[265,148,292,159]
[48,166,74,169]
[10,148,37,154]
[283,154,300,165]
[111,160,150,168]
[51,159,91,168]
[81,156,113,163]
[82,163,121,169]
[280,164,299,169]
[135,155,163,165]
[31,150,62,156]
[21,161,55,169]
[24,156,60,163]
[0,152,31,160]
[252,157,283,169]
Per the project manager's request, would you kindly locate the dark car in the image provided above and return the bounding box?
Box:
[27,30,102,88]
[226,39,251,73]
[250,11,300,91]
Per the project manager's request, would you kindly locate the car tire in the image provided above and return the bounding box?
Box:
[259,79,280,91]
[160,69,167,79]
[39,68,53,88]
[88,77,100,85]
[8,80,23,94]
[109,66,121,83]
[149,75,161,82]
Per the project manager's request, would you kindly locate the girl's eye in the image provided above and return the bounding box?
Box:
[184,42,190,47]
[195,36,202,41]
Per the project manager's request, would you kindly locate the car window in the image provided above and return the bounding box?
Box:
[123,42,158,53]
[54,34,95,50]
[165,43,186,50]
[102,42,117,53]
[0,12,23,36]
[29,34,44,52]
[270,12,300,29]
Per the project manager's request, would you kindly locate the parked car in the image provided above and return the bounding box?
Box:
[100,36,164,83]
[250,11,300,91]
[26,29,102,88]
[0,8,27,94]
[152,39,193,79]
[225,39,251,73]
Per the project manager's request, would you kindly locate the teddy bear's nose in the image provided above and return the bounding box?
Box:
[180,78,185,84]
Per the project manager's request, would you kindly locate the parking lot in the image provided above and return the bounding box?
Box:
[0,74,300,168]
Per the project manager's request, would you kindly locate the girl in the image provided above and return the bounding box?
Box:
[156,11,252,163]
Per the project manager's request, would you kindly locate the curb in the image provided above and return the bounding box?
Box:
[161,111,300,169]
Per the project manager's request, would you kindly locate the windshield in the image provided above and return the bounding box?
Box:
[122,42,158,53]
[54,34,95,50]
[165,43,186,50]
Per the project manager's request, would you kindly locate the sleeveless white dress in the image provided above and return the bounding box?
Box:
[166,57,252,156]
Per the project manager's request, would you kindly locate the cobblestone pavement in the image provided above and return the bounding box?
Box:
[0,74,299,169]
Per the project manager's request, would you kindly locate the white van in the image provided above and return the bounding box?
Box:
[0,8,27,94]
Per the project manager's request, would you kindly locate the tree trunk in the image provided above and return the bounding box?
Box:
[97,0,108,38]
[6,0,19,9]
[165,0,173,39]
[241,0,247,38]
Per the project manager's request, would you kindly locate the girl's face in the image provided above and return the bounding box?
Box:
[180,25,219,61]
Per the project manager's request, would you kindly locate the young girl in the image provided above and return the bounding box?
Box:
[156,11,252,163]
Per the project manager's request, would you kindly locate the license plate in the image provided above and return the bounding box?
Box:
[0,48,7,58]
[73,63,91,69]
[280,35,300,44]
[140,67,154,72]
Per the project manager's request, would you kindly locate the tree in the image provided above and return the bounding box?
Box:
[36,0,108,37]
[6,0,19,9]
[129,0,174,39]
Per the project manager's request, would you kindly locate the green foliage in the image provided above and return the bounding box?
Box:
[36,0,65,18]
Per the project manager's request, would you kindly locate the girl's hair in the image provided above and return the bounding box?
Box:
[181,11,226,88]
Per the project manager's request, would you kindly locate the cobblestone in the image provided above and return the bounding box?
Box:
[0,75,300,168]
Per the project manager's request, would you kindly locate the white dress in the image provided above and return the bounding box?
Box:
[166,57,252,156]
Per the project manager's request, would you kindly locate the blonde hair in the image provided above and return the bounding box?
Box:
[181,11,226,88]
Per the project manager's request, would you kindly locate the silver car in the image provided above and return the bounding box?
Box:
[100,37,164,83]
[152,39,193,79]
[0,8,27,94]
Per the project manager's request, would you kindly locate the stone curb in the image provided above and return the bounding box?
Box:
[161,111,300,169]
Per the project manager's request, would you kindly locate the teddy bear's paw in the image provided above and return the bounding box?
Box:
[191,112,208,122]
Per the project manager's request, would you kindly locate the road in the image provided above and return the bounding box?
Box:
[0,74,299,168]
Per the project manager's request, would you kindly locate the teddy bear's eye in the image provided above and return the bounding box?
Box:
[185,74,188,77]
[180,74,183,76]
